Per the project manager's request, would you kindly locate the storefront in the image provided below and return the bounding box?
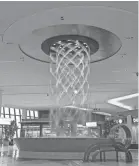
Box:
[20,118,103,138]
[131,117,138,144]
[20,119,50,138]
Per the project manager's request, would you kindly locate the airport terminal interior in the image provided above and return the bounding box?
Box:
[0,1,138,166]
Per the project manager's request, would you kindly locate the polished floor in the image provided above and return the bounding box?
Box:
[0,146,138,166]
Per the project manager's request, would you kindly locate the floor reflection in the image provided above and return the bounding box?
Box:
[0,146,138,166]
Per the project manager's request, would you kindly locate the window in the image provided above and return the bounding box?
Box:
[10,108,14,115]
[35,111,38,118]
[1,107,3,114]
[1,114,4,118]
[16,116,20,123]
[20,109,22,115]
[4,107,9,114]
[23,125,40,138]
[16,116,21,128]
[5,114,10,118]
[11,115,15,121]
[1,107,39,138]
[30,110,34,117]
[17,128,21,138]
[15,109,20,115]
[27,110,30,117]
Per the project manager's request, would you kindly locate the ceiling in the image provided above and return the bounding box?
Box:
[0,1,138,114]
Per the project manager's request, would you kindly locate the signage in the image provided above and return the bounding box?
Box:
[86,122,97,127]
[133,118,138,123]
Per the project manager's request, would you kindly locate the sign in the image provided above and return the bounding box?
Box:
[86,122,97,127]
[133,118,138,123]
[0,118,11,125]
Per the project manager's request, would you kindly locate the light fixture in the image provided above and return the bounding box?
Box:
[74,90,78,94]
[94,112,111,116]
[108,93,139,110]
[64,105,91,111]
[119,119,123,124]
[133,118,138,123]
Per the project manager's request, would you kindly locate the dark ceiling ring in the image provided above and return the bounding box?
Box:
[41,35,99,58]
[109,124,132,149]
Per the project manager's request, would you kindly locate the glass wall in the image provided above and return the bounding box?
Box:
[0,107,38,138]
[22,124,40,138]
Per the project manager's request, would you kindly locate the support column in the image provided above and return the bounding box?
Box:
[88,111,92,122]
[88,111,92,136]
[20,109,27,137]
[22,109,27,119]
[127,115,132,132]
[40,124,42,137]
[71,121,77,136]
[0,91,2,139]
[127,115,133,143]
[0,91,2,116]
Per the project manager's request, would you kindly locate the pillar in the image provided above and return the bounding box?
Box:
[20,109,27,137]
[0,91,2,116]
[22,109,27,119]
[0,91,2,138]
[88,111,92,136]
[71,121,77,136]
[127,115,133,143]
[40,124,42,137]
[127,115,132,132]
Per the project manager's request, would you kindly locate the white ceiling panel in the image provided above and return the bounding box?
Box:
[0,1,138,113]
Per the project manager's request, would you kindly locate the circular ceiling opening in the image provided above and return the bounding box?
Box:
[19,24,122,63]
[41,35,99,60]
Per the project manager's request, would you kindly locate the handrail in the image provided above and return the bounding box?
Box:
[113,142,132,162]
[83,141,133,163]
[83,142,133,163]
[83,144,100,162]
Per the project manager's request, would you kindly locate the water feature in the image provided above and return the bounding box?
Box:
[0,145,138,166]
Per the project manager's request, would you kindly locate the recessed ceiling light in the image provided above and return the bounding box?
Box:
[64,105,90,111]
